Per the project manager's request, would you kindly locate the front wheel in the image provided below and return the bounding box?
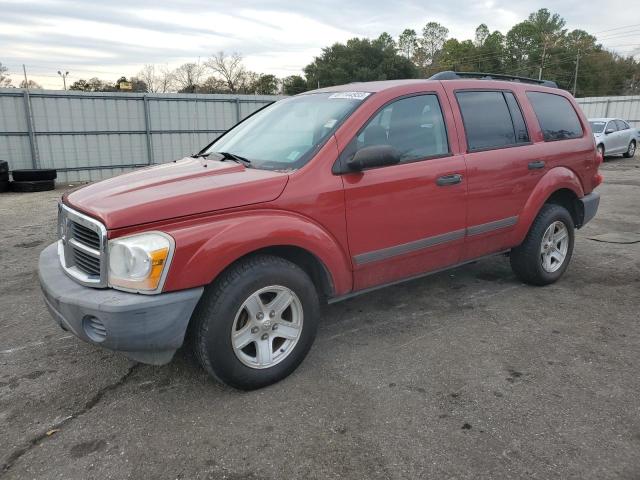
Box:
[510,204,575,286]
[623,140,636,158]
[191,255,319,390]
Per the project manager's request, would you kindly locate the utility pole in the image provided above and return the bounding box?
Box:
[57,70,69,90]
[572,51,580,97]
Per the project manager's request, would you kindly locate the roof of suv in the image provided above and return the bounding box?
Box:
[306,78,563,95]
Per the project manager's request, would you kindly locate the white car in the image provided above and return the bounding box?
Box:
[589,118,638,158]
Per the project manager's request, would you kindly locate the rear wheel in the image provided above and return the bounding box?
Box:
[623,140,636,158]
[596,144,605,159]
[191,255,319,390]
[510,204,575,286]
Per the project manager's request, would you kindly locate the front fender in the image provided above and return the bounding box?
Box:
[162,210,353,295]
[514,167,585,245]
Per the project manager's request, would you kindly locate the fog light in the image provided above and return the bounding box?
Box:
[83,315,107,343]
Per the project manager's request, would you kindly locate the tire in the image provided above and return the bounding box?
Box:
[596,144,605,159]
[11,168,57,182]
[191,254,320,390]
[623,140,636,158]
[0,171,8,182]
[510,204,575,286]
[0,160,7,174]
[0,180,8,193]
[9,179,55,192]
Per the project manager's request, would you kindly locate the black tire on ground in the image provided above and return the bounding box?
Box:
[191,254,320,390]
[0,160,8,174]
[9,179,56,192]
[0,180,9,193]
[623,140,636,158]
[11,169,57,182]
[0,171,8,182]
[596,144,605,159]
[510,204,575,286]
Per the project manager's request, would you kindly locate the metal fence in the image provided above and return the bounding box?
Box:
[0,89,278,183]
[1,90,638,184]
[576,95,640,128]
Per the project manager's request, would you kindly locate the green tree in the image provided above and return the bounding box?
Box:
[251,74,279,95]
[416,22,449,70]
[283,75,307,95]
[398,29,418,59]
[474,24,490,47]
[303,37,418,88]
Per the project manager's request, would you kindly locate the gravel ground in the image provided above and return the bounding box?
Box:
[1,155,639,480]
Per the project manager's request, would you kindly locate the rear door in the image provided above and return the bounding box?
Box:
[340,91,467,291]
[448,88,541,260]
[605,120,623,153]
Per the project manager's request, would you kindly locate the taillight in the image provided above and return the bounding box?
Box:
[593,172,603,188]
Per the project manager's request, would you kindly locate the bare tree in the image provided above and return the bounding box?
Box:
[138,64,175,93]
[0,62,12,87]
[172,62,205,93]
[206,52,247,93]
[19,79,42,89]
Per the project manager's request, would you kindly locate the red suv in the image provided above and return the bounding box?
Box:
[39,72,602,389]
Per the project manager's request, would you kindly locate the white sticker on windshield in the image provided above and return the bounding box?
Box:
[328,92,371,100]
[324,119,338,128]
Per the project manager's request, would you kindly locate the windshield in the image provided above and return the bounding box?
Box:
[589,121,606,134]
[204,92,369,170]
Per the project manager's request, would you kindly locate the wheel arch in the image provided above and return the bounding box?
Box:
[514,167,585,244]
[162,210,353,297]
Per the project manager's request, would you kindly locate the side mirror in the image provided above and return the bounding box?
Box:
[347,145,401,171]
[605,128,615,135]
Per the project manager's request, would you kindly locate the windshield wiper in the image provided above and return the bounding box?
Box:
[193,151,251,166]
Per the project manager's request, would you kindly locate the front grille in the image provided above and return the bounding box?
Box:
[71,247,101,276]
[58,204,107,287]
[70,221,101,250]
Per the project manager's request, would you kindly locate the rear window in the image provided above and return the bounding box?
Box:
[526,92,583,141]
[456,91,529,151]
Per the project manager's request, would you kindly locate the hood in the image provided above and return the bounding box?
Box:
[65,157,289,229]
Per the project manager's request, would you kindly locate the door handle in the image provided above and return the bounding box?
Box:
[528,160,545,170]
[436,173,463,186]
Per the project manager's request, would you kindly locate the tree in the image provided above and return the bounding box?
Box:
[475,24,490,47]
[69,77,115,92]
[416,22,449,70]
[374,32,396,50]
[172,62,205,93]
[303,37,418,88]
[0,62,11,87]
[398,29,418,59]
[206,52,247,93]
[283,75,307,95]
[137,64,174,93]
[19,79,42,89]
[251,74,278,95]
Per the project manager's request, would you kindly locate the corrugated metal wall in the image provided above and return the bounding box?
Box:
[0,89,278,183]
[576,95,640,128]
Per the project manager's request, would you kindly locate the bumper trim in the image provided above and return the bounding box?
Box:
[39,242,203,365]
[578,192,600,228]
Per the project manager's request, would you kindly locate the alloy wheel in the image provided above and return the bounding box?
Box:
[231,285,303,369]
[540,221,569,273]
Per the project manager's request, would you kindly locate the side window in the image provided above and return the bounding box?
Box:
[356,94,449,162]
[526,91,583,141]
[504,92,530,143]
[456,91,525,150]
[606,121,618,133]
[615,119,629,131]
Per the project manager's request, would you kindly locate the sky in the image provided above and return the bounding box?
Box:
[1,0,639,89]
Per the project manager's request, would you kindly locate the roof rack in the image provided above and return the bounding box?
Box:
[429,71,558,88]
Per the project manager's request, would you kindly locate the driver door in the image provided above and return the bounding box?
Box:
[340,92,467,291]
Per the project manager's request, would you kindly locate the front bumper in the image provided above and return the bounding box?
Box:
[38,242,203,365]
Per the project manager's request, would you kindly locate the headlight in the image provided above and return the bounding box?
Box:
[108,232,174,293]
